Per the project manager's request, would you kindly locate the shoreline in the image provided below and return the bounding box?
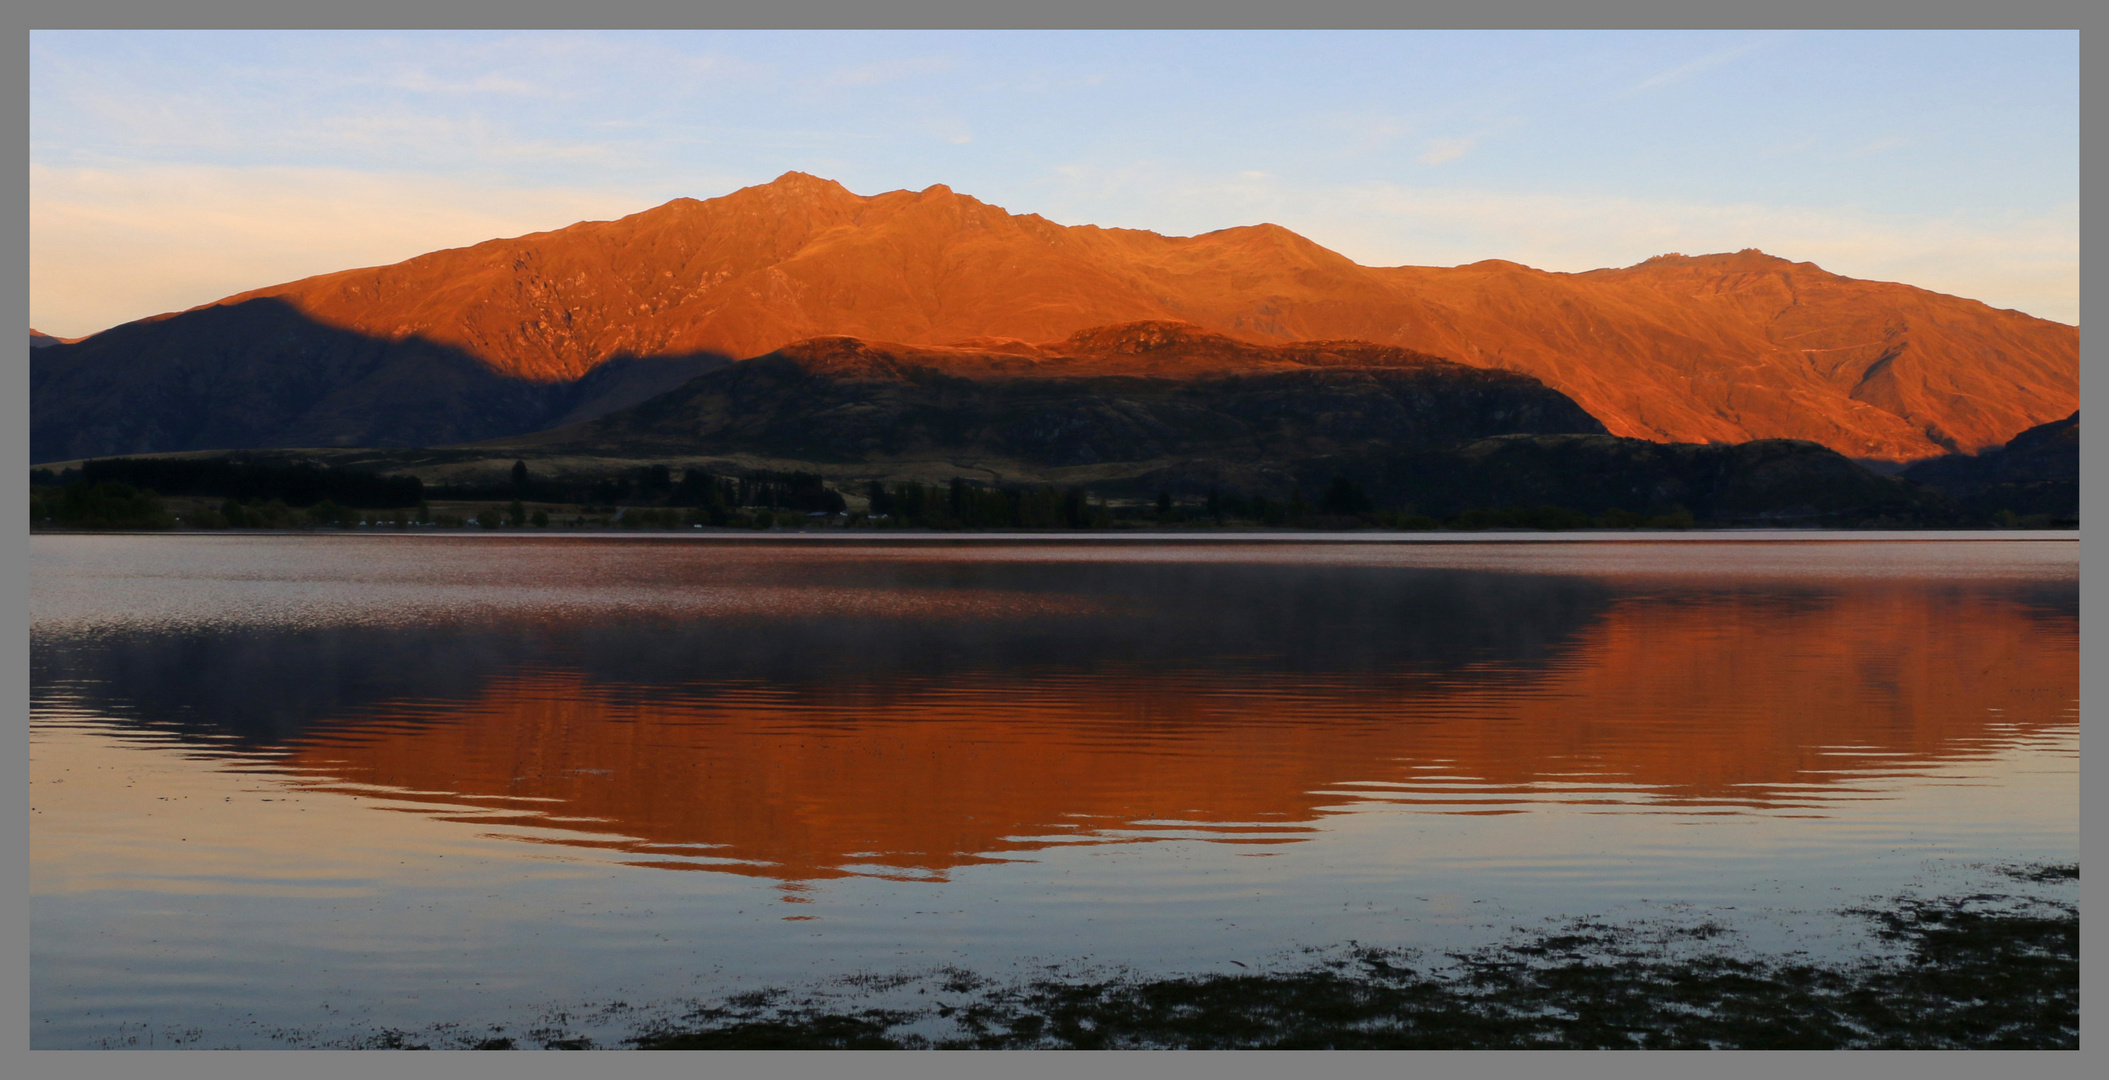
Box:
[154,866,2073,1051]
[23,527,2085,542]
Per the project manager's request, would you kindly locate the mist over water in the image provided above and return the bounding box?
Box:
[30,535,2077,1048]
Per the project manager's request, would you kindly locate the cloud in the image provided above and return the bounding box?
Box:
[1040,160,1173,213]
[29,163,685,336]
[1415,116,1525,166]
[907,113,976,147]
[822,56,957,89]
[356,33,771,96]
[1313,110,1422,155]
[1417,137,1475,165]
[381,68,542,96]
[1623,40,1763,96]
[1845,135,1908,158]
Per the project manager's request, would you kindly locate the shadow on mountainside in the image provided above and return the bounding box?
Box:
[1900,413,2078,521]
[30,297,733,464]
[483,344,1966,526]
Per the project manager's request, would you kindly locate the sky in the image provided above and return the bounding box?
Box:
[30,29,2079,337]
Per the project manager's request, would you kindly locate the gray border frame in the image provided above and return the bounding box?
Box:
[8,4,2094,1080]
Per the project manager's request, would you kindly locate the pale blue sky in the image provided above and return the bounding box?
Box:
[30,29,2079,336]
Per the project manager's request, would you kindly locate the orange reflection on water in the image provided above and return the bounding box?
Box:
[271,584,2074,886]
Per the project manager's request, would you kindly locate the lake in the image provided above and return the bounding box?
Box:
[29,533,2078,1048]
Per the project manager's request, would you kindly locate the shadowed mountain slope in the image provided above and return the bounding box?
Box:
[34,172,2075,462]
[484,323,1959,526]
[30,299,729,463]
[1366,434,1962,526]
[1900,412,2078,519]
[498,322,1607,473]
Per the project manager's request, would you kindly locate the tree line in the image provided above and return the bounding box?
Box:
[29,457,1707,533]
[431,461,848,517]
[865,479,1110,529]
[33,458,424,508]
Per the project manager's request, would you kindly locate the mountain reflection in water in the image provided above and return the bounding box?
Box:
[33,545,2075,889]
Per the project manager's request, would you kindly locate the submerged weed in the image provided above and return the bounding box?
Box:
[632,877,2079,1051]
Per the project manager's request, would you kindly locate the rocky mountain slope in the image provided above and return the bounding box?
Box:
[32,172,2076,464]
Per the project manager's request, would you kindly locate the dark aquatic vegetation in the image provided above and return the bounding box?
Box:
[635,874,2079,1050]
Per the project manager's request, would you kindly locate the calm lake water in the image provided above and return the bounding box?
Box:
[30,533,2077,1048]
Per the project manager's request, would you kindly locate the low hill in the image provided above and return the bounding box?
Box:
[1369,435,1962,526]
[30,299,728,464]
[493,323,1607,493]
[1900,412,2078,521]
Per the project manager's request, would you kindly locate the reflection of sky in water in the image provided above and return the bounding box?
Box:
[30,535,2077,1048]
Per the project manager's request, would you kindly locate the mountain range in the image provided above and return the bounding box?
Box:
[30,172,2076,469]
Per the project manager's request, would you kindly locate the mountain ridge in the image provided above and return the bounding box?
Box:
[33,172,2076,463]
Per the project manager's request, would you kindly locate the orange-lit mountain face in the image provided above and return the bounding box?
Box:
[737,320,1459,381]
[185,172,2072,462]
